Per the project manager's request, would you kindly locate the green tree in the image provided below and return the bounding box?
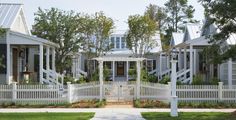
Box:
[93,12,114,57]
[200,0,236,61]
[165,0,196,32]
[163,0,197,49]
[126,15,157,57]
[144,4,167,32]
[79,12,114,79]
[32,8,83,72]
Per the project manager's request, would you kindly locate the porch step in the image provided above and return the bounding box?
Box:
[105,101,133,108]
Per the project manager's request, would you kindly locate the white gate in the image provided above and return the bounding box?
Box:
[104,81,136,102]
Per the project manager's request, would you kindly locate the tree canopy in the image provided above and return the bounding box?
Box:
[32,8,85,72]
[200,0,236,61]
[144,0,197,50]
[126,15,157,57]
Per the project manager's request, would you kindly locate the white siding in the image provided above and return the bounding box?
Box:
[11,10,29,35]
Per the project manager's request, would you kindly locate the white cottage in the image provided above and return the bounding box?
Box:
[163,22,236,85]
[0,3,62,85]
[71,30,162,81]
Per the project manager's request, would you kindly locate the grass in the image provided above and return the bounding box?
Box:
[0,112,95,120]
[142,112,236,120]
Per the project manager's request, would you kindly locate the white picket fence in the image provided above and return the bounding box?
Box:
[1,81,236,105]
[0,83,67,105]
[67,81,100,103]
[177,82,236,103]
[140,81,170,101]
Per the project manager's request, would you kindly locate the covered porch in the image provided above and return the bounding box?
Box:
[2,31,62,85]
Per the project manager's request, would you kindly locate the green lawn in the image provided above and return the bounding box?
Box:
[0,112,95,120]
[142,112,236,120]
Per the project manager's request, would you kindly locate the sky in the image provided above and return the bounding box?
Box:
[0,0,205,30]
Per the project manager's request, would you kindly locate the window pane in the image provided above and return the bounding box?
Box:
[116,37,120,49]
[110,37,115,48]
[121,37,125,48]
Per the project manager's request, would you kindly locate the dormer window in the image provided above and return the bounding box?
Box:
[110,35,127,49]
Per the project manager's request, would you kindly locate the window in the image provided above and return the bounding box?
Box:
[116,37,120,49]
[121,37,126,48]
[110,37,115,48]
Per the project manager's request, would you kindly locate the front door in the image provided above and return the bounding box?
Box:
[12,48,18,82]
[116,62,124,76]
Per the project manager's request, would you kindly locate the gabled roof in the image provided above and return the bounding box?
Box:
[149,33,162,53]
[0,3,30,34]
[227,34,236,45]
[170,32,184,46]
[183,23,202,42]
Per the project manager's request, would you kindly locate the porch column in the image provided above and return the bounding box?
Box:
[193,49,197,75]
[39,45,44,84]
[136,60,141,99]
[228,58,232,88]
[52,47,55,71]
[178,48,181,71]
[98,60,103,101]
[190,45,193,83]
[46,46,50,80]
[184,47,187,79]
[126,61,129,81]
[112,61,115,81]
[6,43,10,84]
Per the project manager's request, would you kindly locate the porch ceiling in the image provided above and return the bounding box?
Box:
[93,57,146,61]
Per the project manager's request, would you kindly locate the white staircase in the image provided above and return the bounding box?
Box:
[176,68,191,83]
[74,68,87,80]
[158,68,191,84]
[42,69,64,87]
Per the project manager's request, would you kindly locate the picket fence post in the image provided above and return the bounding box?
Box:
[12,82,17,103]
[67,82,72,103]
[218,82,223,101]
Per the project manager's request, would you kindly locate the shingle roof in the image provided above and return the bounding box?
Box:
[0,3,22,28]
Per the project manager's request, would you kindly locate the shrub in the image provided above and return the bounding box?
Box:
[129,69,136,77]
[159,75,170,84]
[103,66,111,81]
[141,68,148,82]
[64,75,76,84]
[192,74,204,85]
[133,99,169,108]
[148,74,158,83]
[209,77,220,85]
